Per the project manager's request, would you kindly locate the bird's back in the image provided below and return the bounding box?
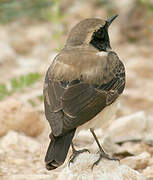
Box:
[48,47,117,85]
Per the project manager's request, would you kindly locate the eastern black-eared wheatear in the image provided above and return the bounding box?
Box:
[43,15,126,170]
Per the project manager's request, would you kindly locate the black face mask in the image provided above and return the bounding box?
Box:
[90,25,111,52]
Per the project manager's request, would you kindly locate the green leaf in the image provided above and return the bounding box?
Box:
[11,78,23,91]
[0,0,53,23]
[28,99,37,107]
[0,83,10,100]
[0,72,42,101]
[10,72,42,92]
[37,95,43,102]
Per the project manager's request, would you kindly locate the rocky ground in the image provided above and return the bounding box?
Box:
[0,0,153,179]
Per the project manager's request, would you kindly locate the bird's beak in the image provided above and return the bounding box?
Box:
[106,15,118,27]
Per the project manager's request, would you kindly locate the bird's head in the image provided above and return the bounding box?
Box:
[65,15,118,52]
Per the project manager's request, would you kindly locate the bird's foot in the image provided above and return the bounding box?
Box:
[69,148,90,165]
[92,151,119,169]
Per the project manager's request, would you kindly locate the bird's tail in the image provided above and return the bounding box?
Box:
[45,129,76,170]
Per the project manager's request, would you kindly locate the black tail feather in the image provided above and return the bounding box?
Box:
[45,129,76,170]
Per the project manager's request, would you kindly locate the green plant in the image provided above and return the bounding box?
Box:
[28,99,37,107]
[28,95,43,107]
[49,0,63,22]
[50,0,65,52]
[37,95,43,102]
[11,72,41,91]
[0,0,53,23]
[95,0,116,15]
[0,84,11,100]
[138,0,153,14]
[0,72,42,100]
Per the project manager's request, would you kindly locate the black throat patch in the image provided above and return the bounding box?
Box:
[90,25,111,52]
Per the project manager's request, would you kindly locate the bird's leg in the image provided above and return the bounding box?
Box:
[69,142,90,165]
[90,128,119,169]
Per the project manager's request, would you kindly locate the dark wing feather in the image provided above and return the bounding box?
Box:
[47,81,64,112]
[44,51,125,136]
[62,88,107,131]
[44,71,64,136]
[44,70,64,112]
[61,83,96,117]
[106,60,125,105]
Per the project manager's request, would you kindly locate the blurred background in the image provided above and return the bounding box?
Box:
[0,0,153,179]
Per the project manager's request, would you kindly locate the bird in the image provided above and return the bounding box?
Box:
[43,15,126,170]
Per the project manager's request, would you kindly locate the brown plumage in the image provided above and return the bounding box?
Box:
[43,15,126,170]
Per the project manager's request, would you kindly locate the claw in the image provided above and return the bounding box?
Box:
[69,148,90,166]
[92,152,120,170]
[90,128,119,170]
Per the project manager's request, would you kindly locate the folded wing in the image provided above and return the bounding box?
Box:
[44,51,125,136]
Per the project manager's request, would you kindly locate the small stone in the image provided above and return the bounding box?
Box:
[4,174,54,180]
[0,98,44,137]
[0,42,16,62]
[0,131,40,153]
[7,157,26,166]
[107,111,147,143]
[143,166,153,179]
[121,152,151,170]
[114,142,148,158]
[148,158,153,166]
[58,153,145,180]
